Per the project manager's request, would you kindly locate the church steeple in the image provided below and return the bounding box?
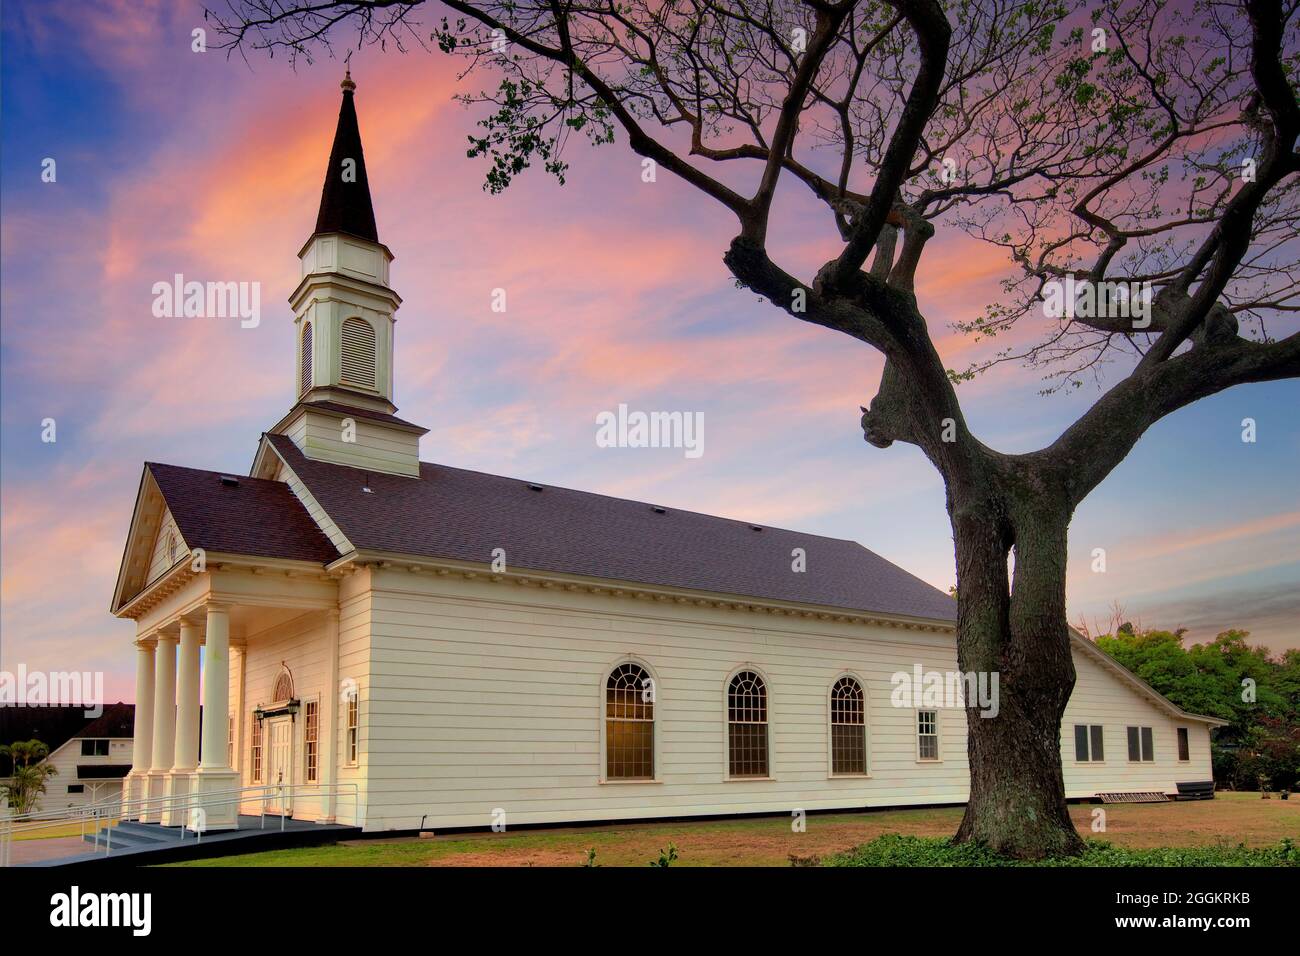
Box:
[313,70,379,243]
[269,72,426,479]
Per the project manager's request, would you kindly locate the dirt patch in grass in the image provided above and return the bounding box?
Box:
[169,793,1298,867]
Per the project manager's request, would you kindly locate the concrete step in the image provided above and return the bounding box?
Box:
[82,820,188,849]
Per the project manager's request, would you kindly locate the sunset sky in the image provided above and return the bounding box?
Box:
[2,0,1297,703]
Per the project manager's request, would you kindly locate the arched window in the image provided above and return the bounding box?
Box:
[727,670,769,778]
[339,317,377,389]
[272,667,294,703]
[297,321,313,395]
[830,676,867,775]
[605,663,654,779]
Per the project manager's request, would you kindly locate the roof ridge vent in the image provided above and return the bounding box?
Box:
[219,475,240,487]
[749,524,763,531]
[527,483,544,492]
[651,505,667,514]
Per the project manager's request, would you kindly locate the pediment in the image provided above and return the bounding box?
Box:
[110,469,189,613]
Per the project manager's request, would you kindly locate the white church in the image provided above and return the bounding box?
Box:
[111,75,1222,833]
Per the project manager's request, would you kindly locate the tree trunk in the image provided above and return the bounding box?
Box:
[950,486,1086,859]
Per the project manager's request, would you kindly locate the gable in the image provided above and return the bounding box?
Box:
[1069,631,1227,727]
[110,469,174,612]
[111,462,342,614]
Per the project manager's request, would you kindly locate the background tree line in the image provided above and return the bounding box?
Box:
[1094,625,1300,792]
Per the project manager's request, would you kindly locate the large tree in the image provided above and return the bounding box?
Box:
[210,0,1300,857]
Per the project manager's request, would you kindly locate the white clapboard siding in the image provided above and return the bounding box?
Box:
[1061,650,1212,797]
[39,737,132,813]
[229,564,1214,831]
[347,567,1214,832]
[144,509,183,584]
[296,409,420,477]
[235,577,373,826]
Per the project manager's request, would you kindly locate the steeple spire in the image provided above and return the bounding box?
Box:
[314,70,378,242]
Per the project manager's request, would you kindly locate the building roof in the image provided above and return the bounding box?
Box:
[0,706,90,775]
[295,400,427,432]
[146,462,339,564]
[266,434,958,622]
[312,72,379,243]
[73,702,135,739]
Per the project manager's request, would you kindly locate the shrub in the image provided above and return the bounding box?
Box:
[825,834,1299,867]
[649,844,678,867]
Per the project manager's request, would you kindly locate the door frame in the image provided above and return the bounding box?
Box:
[265,714,295,816]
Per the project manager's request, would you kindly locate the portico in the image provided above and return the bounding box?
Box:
[113,534,341,831]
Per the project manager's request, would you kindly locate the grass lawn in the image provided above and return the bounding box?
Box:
[167,792,1299,867]
[9,819,117,841]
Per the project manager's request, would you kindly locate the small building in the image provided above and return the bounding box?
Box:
[1,704,134,813]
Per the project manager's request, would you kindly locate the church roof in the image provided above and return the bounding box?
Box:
[264,434,958,622]
[313,72,379,243]
[146,462,339,564]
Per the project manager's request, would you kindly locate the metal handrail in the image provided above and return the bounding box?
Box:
[0,781,361,865]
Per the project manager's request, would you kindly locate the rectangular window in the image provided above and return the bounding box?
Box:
[1127,726,1154,762]
[346,693,359,766]
[917,710,939,761]
[1177,727,1190,762]
[305,700,319,783]
[227,714,235,769]
[250,715,263,782]
[67,784,84,794]
[1074,724,1104,761]
[80,739,109,757]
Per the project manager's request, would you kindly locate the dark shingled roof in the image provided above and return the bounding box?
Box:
[313,78,379,243]
[266,434,957,622]
[298,400,426,432]
[74,703,134,739]
[0,706,89,775]
[147,462,339,564]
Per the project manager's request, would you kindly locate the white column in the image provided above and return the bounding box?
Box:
[173,620,201,771]
[195,603,240,831]
[124,640,156,813]
[200,605,231,770]
[146,634,178,810]
[131,642,155,772]
[321,609,340,821]
[232,643,247,774]
[160,619,202,825]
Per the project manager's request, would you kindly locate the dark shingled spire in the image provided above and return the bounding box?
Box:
[314,70,379,243]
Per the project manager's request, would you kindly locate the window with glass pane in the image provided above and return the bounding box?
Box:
[1127,725,1154,761]
[1177,727,1189,762]
[728,671,768,777]
[346,694,359,765]
[1074,724,1104,761]
[605,663,654,779]
[250,716,263,782]
[917,710,939,760]
[305,700,319,782]
[830,677,866,775]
